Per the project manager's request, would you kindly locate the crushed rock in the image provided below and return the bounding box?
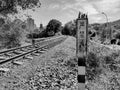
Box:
[0,36,78,90]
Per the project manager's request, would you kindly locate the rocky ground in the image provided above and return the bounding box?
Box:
[0,36,78,90]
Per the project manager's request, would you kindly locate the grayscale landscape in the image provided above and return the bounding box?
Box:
[0,0,120,90]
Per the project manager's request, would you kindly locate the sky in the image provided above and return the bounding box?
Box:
[18,0,120,27]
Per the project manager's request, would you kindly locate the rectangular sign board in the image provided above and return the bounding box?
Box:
[76,19,87,57]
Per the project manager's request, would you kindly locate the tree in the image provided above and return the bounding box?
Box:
[0,0,41,49]
[62,20,76,36]
[115,33,120,39]
[93,25,99,31]
[114,25,120,29]
[46,19,62,36]
[0,0,41,16]
[0,21,22,48]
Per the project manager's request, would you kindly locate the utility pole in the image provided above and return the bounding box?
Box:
[76,12,88,90]
[102,12,112,43]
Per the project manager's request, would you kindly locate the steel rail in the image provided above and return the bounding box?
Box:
[0,36,66,65]
[0,36,62,54]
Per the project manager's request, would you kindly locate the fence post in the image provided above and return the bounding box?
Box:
[76,12,88,90]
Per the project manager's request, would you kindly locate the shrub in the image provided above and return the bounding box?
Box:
[46,19,62,36]
[86,52,102,81]
[0,23,21,49]
[62,20,76,36]
[115,33,120,39]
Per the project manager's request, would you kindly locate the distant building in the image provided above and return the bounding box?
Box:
[26,17,35,33]
[39,23,44,33]
[40,23,43,29]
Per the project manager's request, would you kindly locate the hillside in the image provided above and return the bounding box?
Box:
[89,19,120,45]
[111,19,120,25]
[91,19,120,31]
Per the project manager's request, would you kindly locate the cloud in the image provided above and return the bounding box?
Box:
[61,0,98,14]
[82,4,98,15]
[92,0,120,22]
[31,0,120,26]
[61,0,120,23]
[49,4,60,9]
[94,0,120,13]
[89,15,103,23]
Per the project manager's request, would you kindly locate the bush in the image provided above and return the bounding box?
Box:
[62,20,76,36]
[0,22,21,49]
[115,33,120,39]
[86,52,102,81]
[114,25,120,29]
[87,42,120,89]
[3,33,21,48]
[46,19,62,36]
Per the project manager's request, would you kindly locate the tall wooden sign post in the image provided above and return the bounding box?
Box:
[76,12,88,90]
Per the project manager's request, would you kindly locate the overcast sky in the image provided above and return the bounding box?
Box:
[23,0,120,27]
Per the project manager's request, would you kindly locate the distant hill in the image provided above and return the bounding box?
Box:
[111,19,120,25]
[90,19,120,33]
[92,19,120,28]
[88,19,120,44]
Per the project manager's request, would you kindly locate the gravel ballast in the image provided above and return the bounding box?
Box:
[0,36,78,90]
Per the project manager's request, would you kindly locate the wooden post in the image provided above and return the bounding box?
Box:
[76,12,88,90]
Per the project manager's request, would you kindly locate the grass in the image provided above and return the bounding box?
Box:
[86,41,120,90]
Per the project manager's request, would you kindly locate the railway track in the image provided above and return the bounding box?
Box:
[0,36,66,66]
[0,36,59,54]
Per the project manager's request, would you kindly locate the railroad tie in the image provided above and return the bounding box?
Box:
[23,56,33,60]
[31,52,40,56]
[12,51,22,54]
[40,48,47,52]
[12,61,23,65]
[0,68,10,73]
[35,50,43,53]
[20,48,28,52]
[4,53,12,57]
[0,56,6,60]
